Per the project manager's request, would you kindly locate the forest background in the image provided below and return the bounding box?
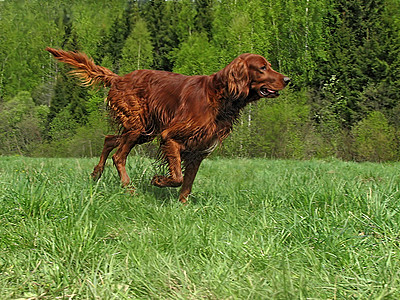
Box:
[1,0,399,162]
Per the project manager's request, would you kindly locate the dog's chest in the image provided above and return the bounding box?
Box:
[182,138,219,162]
[201,138,219,155]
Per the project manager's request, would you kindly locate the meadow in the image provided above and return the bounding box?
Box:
[0,156,399,299]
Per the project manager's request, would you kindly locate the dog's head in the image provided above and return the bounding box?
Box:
[226,53,290,100]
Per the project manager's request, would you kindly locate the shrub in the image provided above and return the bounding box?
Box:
[0,91,49,155]
[251,89,311,159]
[352,111,398,161]
[33,110,110,157]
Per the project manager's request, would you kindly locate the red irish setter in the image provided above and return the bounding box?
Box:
[46,47,290,203]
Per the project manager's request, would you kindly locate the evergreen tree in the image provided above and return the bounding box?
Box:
[1,0,400,159]
[194,0,214,38]
[48,8,88,127]
[96,0,139,73]
[0,0,63,99]
[119,17,154,74]
[312,0,400,126]
[171,32,219,75]
[141,0,177,71]
[355,0,400,126]
[172,0,197,43]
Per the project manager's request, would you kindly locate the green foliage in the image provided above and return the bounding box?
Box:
[95,1,139,73]
[119,17,153,74]
[85,89,107,115]
[252,90,311,159]
[1,0,399,161]
[308,75,350,157]
[171,33,219,75]
[172,0,197,43]
[34,109,111,157]
[141,0,178,70]
[194,0,215,37]
[71,1,127,57]
[265,0,327,84]
[218,90,312,159]
[312,0,400,125]
[211,0,271,65]
[0,1,63,99]
[48,70,89,125]
[216,106,253,158]
[0,92,49,155]
[352,111,398,162]
[48,108,79,141]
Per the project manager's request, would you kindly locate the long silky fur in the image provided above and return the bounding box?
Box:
[46,47,289,202]
[46,47,117,87]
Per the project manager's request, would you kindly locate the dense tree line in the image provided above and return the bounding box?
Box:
[1,0,399,161]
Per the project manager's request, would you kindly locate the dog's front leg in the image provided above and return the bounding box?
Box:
[112,131,141,187]
[151,139,184,188]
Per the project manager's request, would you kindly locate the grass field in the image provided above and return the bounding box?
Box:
[0,156,399,299]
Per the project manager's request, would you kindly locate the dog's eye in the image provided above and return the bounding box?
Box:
[260,66,267,71]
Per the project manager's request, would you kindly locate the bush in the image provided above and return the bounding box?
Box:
[171,33,221,76]
[48,108,79,141]
[352,111,398,161]
[251,89,311,159]
[0,91,49,155]
[216,89,314,159]
[33,110,110,157]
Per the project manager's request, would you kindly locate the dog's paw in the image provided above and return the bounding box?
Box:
[151,175,183,188]
[91,166,103,181]
[151,175,165,187]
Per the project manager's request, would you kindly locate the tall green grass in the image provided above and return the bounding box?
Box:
[0,156,399,299]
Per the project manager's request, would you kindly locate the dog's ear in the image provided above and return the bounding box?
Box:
[227,57,250,100]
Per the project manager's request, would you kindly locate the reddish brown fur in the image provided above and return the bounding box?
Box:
[46,47,290,203]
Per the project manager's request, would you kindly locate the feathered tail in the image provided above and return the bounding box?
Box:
[46,47,118,87]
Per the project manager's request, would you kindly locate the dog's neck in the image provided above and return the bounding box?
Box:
[211,72,258,116]
[208,72,260,141]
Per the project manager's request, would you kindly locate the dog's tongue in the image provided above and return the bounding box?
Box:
[260,87,279,97]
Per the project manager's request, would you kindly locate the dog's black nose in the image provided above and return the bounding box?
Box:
[283,77,291,86]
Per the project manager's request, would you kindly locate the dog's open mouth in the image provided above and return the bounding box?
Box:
[260,87,280,98]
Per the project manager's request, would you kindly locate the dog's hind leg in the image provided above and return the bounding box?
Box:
[91,134,121,180]
[111,131,143,187]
